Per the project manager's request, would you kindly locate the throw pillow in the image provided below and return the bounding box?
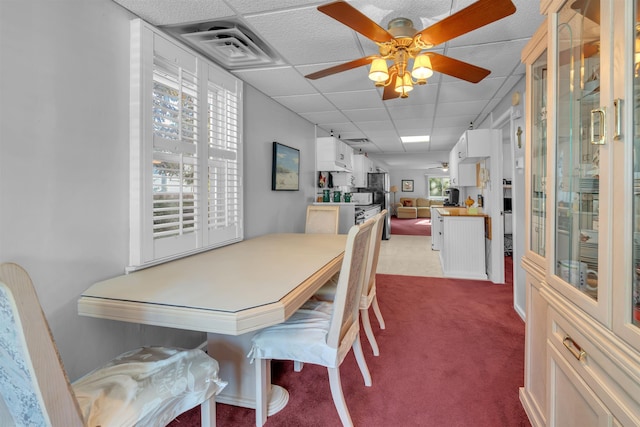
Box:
[403,200,414,207]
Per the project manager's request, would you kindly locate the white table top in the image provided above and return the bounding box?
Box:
[78,233,347,335]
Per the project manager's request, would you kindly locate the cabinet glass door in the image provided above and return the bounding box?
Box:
[554,0,601,300]
[632,0,640,328]
[531,47,547,257]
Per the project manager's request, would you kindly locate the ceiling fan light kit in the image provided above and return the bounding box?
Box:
[368,58,390,84]
[307,0,517,100]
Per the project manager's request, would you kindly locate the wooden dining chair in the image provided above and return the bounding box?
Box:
[315,210,388,356]
[248,219,375,427]
[0,262,227,427]
[305,204,340,234]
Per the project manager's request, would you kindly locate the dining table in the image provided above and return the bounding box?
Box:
[77,232,347,415]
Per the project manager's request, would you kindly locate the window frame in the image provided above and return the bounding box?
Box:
[426,175,450,200]
[128,20,243,271]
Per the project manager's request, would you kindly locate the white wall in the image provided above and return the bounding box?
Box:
[243,85,316,238]
[478,77,527,318]
[389,169,429,199]
[0,0,316,380]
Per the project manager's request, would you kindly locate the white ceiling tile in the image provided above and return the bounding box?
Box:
[435,100,487,117]
[342,108,391,122]
[245,8,363,65]
[300,110,350,125]
[438,78,504,103]
[229,0,320,15]
[113,0,235,25]
[272,93,335,113]
[325,89,385,110]
[232,66,316,97]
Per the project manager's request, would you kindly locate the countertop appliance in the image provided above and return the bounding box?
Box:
[365,172,391,239]
[351,192,373,205]
[444,188,460,207]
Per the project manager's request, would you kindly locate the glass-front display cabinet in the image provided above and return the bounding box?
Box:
[521,2,640,425]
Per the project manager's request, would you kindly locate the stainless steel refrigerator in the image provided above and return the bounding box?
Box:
[367,172,391,240]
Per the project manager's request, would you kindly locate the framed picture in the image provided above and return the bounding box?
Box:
[402,179,414,192]
[272,142,300,191]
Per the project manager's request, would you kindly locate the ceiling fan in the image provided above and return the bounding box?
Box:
[305,0,517,100]
[425,162,449,173]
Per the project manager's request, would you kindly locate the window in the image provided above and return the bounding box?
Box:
[129,20,243,271]
[427,176,450,199]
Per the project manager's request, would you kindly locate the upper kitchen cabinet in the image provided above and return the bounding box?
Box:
[455,129,494,164]
[352,154,373,188]
[449,129,497,187]
[316,137,353,172]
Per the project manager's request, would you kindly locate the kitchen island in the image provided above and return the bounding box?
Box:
[435,207,489,280]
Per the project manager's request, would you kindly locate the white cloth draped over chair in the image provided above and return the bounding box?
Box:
[248,219,375,427]
[0,262,226,427]
[305,205,340,234]
[315,209,387,356]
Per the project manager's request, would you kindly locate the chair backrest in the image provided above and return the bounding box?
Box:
[0,262,84,427]
[363,209,387,297]
[305,205,340,234]
[326,218,374,349]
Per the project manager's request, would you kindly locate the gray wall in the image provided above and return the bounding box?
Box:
[0,0,315,380]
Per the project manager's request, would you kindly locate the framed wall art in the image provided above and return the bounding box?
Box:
[401,179,414,192]
[272,142,300,191]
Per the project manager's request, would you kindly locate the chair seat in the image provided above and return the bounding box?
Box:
[249,300,357,369]
[73,347,227,427]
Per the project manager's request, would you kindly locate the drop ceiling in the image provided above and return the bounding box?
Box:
[112,0,544,170]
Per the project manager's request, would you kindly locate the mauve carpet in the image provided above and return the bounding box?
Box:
[390,217,431,236]
[169,258,530,426]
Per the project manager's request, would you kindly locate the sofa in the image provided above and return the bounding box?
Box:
[395,197,439,219]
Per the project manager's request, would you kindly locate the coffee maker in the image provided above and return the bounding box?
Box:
[444,188,460,206]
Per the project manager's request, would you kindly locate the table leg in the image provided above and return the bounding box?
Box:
[207,332,289,415]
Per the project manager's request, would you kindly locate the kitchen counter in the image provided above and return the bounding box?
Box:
[435,207,489,217]
[436,207,488,280]
[312,202,359,206]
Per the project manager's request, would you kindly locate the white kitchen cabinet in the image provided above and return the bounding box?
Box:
[520,2,640,426]
[352,154,372,187]
[438,210,487,280]
[449,130,494,187]
[449,145,476,187]
[431,207,443,250]
[455,129,494,164]
[316,137,353,172]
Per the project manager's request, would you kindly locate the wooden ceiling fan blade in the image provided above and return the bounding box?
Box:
[305,56,377,80]
[571,0,600,24]
[318,1,393,44]
[382,68,400,100]
[558,42,599,67]
[427,53,490,83]
[417,0,516,47]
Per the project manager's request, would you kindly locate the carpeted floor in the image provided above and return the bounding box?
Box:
[390,216,431,236]
[169,257,528,426]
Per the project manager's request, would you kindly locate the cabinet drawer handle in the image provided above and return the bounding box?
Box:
[563,335,586,361]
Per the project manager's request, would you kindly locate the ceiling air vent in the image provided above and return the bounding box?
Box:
[343,138,371,147]
[161,19,282,70]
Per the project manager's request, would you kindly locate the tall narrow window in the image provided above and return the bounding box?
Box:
[129,20,243,270]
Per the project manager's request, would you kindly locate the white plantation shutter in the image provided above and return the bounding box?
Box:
[129,20,243,270]
[206,77,242,244]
